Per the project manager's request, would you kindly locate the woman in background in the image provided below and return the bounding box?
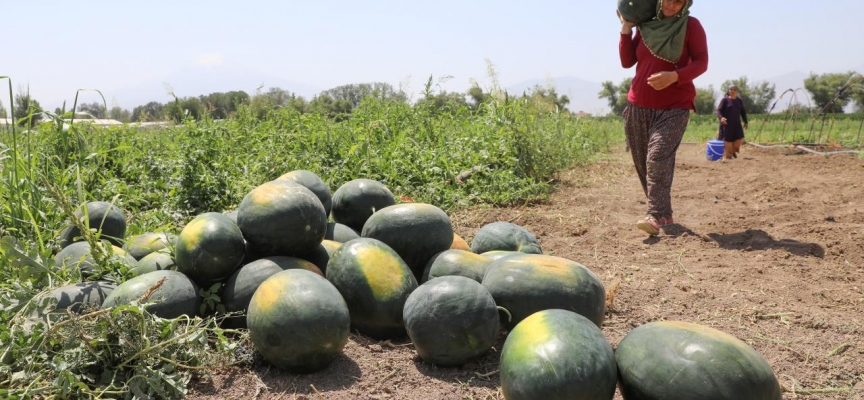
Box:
[717,85,748,160]
[618,0,709,236]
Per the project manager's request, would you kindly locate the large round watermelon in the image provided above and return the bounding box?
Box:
[481,253,605,330]
[237,180,327,258]
[616,321,782,400]
[421,249,493,283]
[330,178,395,232]
[175,212,246,287]
[361,203,454,281]
[325,222,360,243]
[325,238,417,339]
[222,256,323,328]
[102,270,201,319]
[247,269,350,372]
[500,309,617,400]
[470,221,542,254]
[42,281,117,315]
[403,276,500,367]
[57,201,127,249]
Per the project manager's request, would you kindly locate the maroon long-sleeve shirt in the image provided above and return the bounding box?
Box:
[619,16,709,110]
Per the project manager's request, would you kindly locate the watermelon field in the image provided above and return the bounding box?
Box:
[1,95,863,399]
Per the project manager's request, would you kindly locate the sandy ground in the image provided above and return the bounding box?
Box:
[189,143,864,400]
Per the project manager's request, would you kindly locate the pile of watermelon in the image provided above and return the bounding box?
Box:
[47,171,782,399]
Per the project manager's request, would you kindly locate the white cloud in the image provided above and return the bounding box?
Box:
[195,54,225,67]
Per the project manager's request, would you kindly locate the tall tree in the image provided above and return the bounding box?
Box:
[13,88,42,127]
[804,71,859,114]
[597,78,632,116]
[720,77,776,114]
[131,101,165,122]
[109,107,131,122]
[76,102,107,118]
[694,85,717,115]
[523,85,570,113]
[319,82,408,110]
[467,83,491,110]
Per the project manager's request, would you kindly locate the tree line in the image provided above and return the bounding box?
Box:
[2,71,859,127]
[599,71,864,116]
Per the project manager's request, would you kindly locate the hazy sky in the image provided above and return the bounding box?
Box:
[3,0,863,112]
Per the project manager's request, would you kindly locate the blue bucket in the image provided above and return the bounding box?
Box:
[706,140,724,161]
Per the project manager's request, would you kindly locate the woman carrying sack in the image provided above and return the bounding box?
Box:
[617,0,708,236]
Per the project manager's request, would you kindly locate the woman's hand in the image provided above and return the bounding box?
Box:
[618,10,637,34]
[720,117,728,125]
[744,122,748,129]
[647,71,679,90]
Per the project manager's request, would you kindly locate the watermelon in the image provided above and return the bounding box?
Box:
[500,309,617,400]
[325,222,360,243]
[481,253,605,329]
[403,276,500,366]
[361,203,454,281]
[222,256,323,328]
[124,232,175,260]
[480,250,523,261]
[325,238,417,339]
[102,270,201,319]
[421,249,493,283]
[616,321,782,400]
[129,252,175,277]
[618,0,658,24]
[470,221,542,254]
[247,269,350,372]
[54,241,137,277]
[330,178,395,232]
[450,233,471,251]
[57,201,127,249]
[237,180,327,258]
[175,212,246,287]
[276,169,333,216]
[42,281,117,315]
[298,240,342,274]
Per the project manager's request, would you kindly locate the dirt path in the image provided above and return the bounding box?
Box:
[190,144,864,400]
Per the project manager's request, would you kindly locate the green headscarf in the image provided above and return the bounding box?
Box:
[639,0,693,64]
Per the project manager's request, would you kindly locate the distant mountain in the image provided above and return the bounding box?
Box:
[506,76,608,115]
[105,64,322,110]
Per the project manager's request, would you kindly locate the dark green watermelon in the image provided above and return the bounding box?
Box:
[325,238,417,339]
[500,309,617,400]
[43,281,117,314]
[276,169,333,217]
[361,203,454,282]
[470,221,541,254]
[57,201,127,249]
[421,249,493,283]
[403,276,500,367]
[175,212,246,287]
[325,222,360,243]
[618,0,658,24]
[247,269,350,372]
[102,270,201,319]
[481,253,605,329]
[129,252,175,277]
[330,178,395,232]
[54,241,137,277]
[616,321,782,400]
[124,232,175,260]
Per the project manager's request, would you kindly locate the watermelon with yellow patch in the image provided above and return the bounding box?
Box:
[470,221,541,255]
[298,240,342,274]
[57,201,127,249]
[222,256,323,328]
[616,321,782,400]
[175,212,246,287]
[124,232,176,260]
[421,249,493,283]
[129,252,175,277]
[325,238,417,339]
[247,269,350,372]
[481,253,605,330]
[276,169,333,216]
[500,309,617,400]
[237,180,327,257]
[403,276,500,367]
[361,203,454,282]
